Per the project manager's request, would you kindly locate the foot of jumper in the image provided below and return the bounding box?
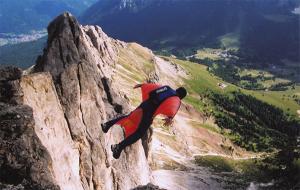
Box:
[111,144,122,159]
[101,122,111,133]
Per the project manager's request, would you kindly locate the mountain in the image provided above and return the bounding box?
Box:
[80,0,300,64]
[0,0,97,34]
[0,12,152,190]
[0,12,299,190]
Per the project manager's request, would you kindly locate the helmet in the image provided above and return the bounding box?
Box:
[176,87,187,99]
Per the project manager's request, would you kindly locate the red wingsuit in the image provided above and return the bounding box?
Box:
[116,83,181,138]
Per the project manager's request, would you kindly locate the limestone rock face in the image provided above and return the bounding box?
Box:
[0,103,60,190]
[0,67,59,190]
[32,12,151,190]
[1,13,151,190]
[20,73,83,190]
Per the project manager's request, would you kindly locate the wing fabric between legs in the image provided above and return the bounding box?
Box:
[117,108,143,138]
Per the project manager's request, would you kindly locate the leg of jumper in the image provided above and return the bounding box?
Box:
[105,114,129,128]
[114,100,155,156]
[118,125,149,150]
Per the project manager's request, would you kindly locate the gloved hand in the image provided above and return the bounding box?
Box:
[163,117,174,127]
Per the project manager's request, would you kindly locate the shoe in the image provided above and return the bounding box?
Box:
[111,144,122,159]
[101,122,110,133]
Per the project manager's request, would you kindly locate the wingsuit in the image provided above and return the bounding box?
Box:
[101,83,187,159]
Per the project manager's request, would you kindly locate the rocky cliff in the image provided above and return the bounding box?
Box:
[1,13,152,190]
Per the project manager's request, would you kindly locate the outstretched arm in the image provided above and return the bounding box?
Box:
[134,83,162,101]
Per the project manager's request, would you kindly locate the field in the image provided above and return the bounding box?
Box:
[195,48,223,61]
[218,32,240,50]
[163,56,300,118]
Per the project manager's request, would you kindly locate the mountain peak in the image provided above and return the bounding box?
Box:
[34,12,120,80]
[34,12,82,78]
[47,12,81,44]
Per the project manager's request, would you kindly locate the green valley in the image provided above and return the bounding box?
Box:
[160,56,299,152]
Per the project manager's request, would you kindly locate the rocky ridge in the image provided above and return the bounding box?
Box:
[1,13,151,190]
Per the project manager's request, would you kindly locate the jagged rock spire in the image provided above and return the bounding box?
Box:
[35,12,81,78]
[30,12,151,190]
[34,12,118,80]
